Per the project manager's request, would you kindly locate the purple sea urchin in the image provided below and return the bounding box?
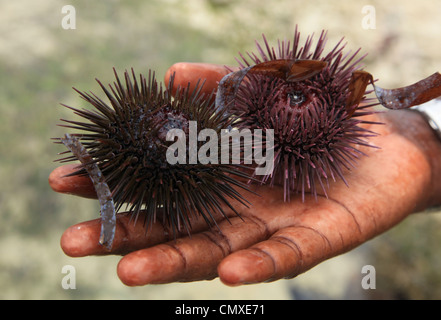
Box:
[219,29,381,201]
[55,68,254,239]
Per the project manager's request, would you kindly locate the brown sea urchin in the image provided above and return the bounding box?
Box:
[216,29,382,201]
[55,68,254,244]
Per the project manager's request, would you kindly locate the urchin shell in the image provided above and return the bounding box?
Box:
[229,28,380,201]
[56,68,253,237]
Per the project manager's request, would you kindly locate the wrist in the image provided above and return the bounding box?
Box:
[412,100,441,142]
[380,109,441,208]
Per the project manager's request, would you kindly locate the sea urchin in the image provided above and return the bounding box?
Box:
[217,28,381,201]
[55,68,254,244]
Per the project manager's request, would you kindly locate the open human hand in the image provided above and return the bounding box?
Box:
[49,62,441,286]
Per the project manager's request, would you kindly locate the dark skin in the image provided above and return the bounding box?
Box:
[49,62,441,286]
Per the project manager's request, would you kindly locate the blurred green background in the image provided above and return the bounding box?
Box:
[2,0,441,299]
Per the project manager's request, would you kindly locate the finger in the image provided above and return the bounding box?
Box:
[117,237,222,286]
[164,62,231,97]
[116,215,268,286]
[60,206,236,257]
[49,164,96,199]
[60,214,170,257]
[217,227,330,286]
[216,201,362,286]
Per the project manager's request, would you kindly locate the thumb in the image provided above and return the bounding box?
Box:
[164,62,232,98]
